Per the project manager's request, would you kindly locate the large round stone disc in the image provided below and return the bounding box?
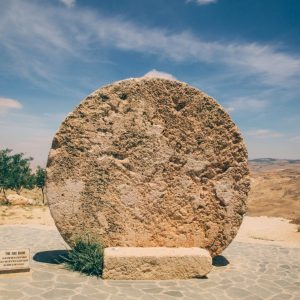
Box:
[46,78,250,256]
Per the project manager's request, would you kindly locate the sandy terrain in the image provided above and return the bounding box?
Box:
[0,159,299,248]
[1,204,299,247]
[248,159,300,220]
[1,204,299,248]
[0,205,54,226]
[0,188,45,205]
[236,216,300,247]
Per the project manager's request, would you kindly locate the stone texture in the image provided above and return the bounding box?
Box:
[46,77,250,256]
[6,194,35,205]
[103,247,212,280]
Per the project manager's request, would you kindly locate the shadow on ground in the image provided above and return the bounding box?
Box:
[34,251,230,267]
[212,255,230,267]
[33,250,69,264]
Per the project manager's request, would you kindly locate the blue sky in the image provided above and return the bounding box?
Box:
[0,0,300,166]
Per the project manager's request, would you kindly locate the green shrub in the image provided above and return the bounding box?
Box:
[0,200,11,206]
[62,235,104,277]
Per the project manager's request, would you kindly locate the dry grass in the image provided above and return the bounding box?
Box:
[290,217,300,225]
[0,188,45,205]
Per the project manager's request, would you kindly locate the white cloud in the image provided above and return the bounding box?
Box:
[246,129,283,138]
[1,1,299,162]
[0,111,66,167]
[290,136,300,141]
[225,97,268,112]
[0,97,22,114]
[143,69,177,80]
[1,1,300,90]
[59,0,75,8]
[186,0,217,5]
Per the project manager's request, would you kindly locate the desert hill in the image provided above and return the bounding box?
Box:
[248,158,300,221]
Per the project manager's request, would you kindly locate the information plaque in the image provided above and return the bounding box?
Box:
[0,249,30,273]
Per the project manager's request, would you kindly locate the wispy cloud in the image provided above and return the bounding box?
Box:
[290,136,300,141]
[143,69,177,80]
[246,129,283,138]
[225,97,268,112]
[0,111,67,167]
[1,0,300,90]
[59,0,75,8]
[0,97,22,114]
[186,0,218,6]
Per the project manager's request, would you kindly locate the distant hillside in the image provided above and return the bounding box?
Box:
[247,158,300,220]
[249,158,300,164]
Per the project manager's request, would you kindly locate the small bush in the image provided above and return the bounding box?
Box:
[291,217,300,225]
[62,235,104,277]
[0,200,11,206]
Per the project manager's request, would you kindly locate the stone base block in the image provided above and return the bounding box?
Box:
[103,247,212,280]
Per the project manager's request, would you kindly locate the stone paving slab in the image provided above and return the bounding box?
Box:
[0,225,300,299]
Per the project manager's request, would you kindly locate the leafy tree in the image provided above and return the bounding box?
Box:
[0,149,12,201]
[0,149,35,200]
[8,152,34,194]
[35,166,46,204]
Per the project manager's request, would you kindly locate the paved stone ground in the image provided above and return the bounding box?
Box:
[0,225,300,300]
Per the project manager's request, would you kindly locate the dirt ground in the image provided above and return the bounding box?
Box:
[0,205,54,226]
[248,160,300,220]
[0,188,45,205]
[236,216,300,247]
[1,205,299,247]
[0,159,299,247]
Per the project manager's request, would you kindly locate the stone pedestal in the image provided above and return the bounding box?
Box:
[103,247,212,280]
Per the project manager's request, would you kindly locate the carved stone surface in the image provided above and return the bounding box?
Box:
[103,247,212,280]
[46,77,250,256]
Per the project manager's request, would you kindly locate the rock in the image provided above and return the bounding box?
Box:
[7,194,35,205]
[103,247,212,280]
[46,77,250,256]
